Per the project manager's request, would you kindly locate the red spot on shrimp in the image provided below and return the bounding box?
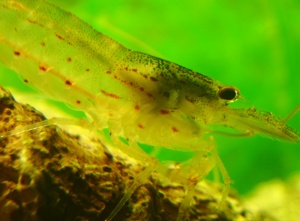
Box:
[39,66,47,72]
[76,100,81,104]
[101,90,120,99]
[139,87,144,92]
[27,19,34,24]
[14,51,20,56]
[146,93,154,98]
[106,71,111,74]
[55,34,64,40]
[40,42,46,47]
[137,124,144,129]
[23,79,28,83]
[172,127,179,132]
[160,109,170,115]
[85,68,90,72]
[27,19,44,27]
[65,80,72,86]
[132,69,137,72]
[134,105,140,111]
[113,75,118,79]
[67,57,72,62]
[150,77,158,82]
[53,34,72,45]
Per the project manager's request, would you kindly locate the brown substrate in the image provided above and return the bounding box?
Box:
[0,86,275,221]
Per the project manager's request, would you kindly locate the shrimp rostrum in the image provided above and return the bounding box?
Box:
[0,0,299,220]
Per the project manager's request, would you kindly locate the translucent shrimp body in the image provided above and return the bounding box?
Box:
[0,0,299,220]
[0,0,298,147]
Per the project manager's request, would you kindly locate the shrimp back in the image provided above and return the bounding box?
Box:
[0,0,130,118]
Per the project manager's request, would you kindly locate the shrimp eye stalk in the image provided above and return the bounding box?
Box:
[218,86,239,102]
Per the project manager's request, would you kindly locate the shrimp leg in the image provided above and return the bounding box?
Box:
[105,139,158,221]
[208,137,231,205]
[173,137,231,220]
[0,117,91,138]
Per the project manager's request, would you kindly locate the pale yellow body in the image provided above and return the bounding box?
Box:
[0,0,299,220]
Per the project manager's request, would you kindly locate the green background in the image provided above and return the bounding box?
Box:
[0,0,299,195]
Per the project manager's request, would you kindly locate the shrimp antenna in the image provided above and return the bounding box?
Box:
[282,104,300,123]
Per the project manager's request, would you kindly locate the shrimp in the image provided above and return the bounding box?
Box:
[0,0,299,220]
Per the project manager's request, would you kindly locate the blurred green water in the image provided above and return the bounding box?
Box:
[0,0,299,195]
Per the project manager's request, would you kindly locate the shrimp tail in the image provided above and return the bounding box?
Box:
[223,107,300,143]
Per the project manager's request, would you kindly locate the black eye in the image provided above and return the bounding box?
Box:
[218,86,239,102]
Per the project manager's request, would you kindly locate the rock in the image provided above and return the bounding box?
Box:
[0,86,274,221]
